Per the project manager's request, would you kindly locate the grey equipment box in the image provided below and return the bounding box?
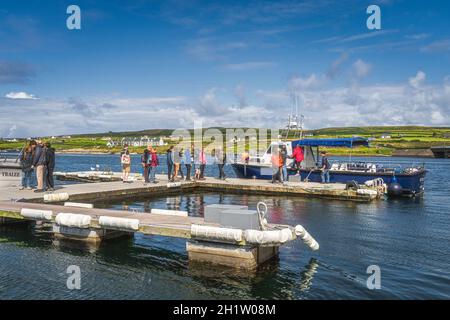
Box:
[204,204,248,223]
[219,209,261,230]
[204,204,261,230]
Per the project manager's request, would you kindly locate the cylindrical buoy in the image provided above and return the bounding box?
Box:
[44,192,69,203]
[295,225,320,251]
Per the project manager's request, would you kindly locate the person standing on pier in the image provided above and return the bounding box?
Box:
[166,146,174,181]
[271,146,283,184]
[149,147,159,183]
[19,141,36,190]
[215,148,226,180]
[280,145,288,183]
[141,147,150,183]
[32,140,47,192]
[120,145,131,183]
[172,147,181,181]
[199,147,206,180]
[320,151,331,183]
[44,142,56,191]
[292,145,304,175]
[178,148,185,180]
[184,146,192,181]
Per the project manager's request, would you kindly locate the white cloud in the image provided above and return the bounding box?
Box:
[1,72,450,138]
[289,74,325,91]
[409,71,426,89]
[352,59,372,78]
[5,91,38,99]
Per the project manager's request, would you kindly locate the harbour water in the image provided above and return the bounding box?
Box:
[1,154,449,299]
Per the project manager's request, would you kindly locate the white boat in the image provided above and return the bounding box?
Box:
[0,157,22,188]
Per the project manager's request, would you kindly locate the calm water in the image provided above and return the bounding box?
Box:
[1,154,449,299]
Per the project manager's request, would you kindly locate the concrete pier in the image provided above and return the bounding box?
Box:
[0,174,381,203]
[53,225,132,242]
[0,200,316,269]
[0,172,332,269]
[187,241,279,269]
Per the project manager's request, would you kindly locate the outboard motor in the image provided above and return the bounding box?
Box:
[387,176,403,197]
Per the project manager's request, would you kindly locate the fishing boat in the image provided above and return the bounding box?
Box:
[231,137,426,197]
[0,156,22,188]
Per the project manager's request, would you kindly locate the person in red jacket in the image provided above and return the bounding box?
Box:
[292,145,304,175]
[149,147,159,183]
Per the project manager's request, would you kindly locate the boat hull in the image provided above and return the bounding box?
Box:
[232,164,426,197]
[0,162,22,188]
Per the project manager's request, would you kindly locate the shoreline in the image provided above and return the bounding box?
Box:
[1,149,436,158]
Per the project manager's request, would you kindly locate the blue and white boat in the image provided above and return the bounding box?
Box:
[231,137,426,197]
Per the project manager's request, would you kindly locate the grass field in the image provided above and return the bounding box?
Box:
[1,126,449,156]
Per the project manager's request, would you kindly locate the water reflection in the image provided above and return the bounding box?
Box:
[299,258,319,292]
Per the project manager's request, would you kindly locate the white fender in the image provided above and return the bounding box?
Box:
[20,208,53,221]
[64,202,94,209]
[244,228,294,245]
[356,189,378,196]
[167,182,182,188]
[191,224,243,243]
[44,193,69,203]
[151,208,188,217]
[98,216,139,231]
[55,213,91,228]
[295,225,320,251]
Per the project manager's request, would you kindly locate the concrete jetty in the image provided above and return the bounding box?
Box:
[0,172,379,269]
[0,199,318,269]
[0,174,381,203]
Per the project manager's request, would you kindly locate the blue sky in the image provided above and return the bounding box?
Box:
[1,0,450,137]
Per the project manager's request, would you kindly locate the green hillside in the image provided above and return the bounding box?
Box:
[1,126,449,156]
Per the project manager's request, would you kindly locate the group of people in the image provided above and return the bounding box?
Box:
[120,143,331,184]
[270,144,331,184]
[164,145,226,182]
[19,140,56,192]
[119,144,228,183]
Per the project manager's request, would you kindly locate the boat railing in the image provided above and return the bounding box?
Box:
[329,159,424,173]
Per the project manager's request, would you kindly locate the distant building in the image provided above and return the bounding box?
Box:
[120,136,166,147]
[443,133,450,139]
[380,133,391,139]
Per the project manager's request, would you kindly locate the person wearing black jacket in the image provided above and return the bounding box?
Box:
[141,147,150,183]
[19,141,36,190]
[44,142,56,191]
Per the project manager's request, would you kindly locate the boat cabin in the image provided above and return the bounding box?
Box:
[257,137,369,168]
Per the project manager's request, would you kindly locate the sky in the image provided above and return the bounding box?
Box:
[0,0,450,137]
